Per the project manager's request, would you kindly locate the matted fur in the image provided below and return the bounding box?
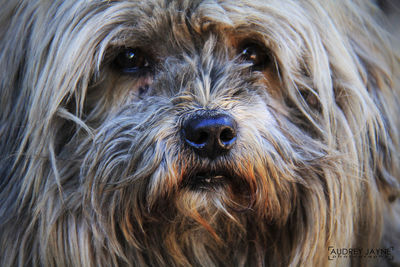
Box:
[0,0,399,266]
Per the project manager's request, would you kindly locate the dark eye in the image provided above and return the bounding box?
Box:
[238,42,271,70]
[113,48,152,74]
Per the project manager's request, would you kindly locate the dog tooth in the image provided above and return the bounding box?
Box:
[205,178,211,183]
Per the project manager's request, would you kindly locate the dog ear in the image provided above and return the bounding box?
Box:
[0,2,35,180]
[346,4,400,203]
[319,1,400,203]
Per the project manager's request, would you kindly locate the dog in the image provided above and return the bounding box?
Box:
[0,0,399,266]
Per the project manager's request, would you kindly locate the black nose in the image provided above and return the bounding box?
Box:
[182,111,237,158]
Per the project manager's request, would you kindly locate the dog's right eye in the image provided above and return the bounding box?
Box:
[113,48,152,75]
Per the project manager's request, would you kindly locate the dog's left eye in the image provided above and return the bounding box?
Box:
[113,48,152,74]
[238,43,271,70]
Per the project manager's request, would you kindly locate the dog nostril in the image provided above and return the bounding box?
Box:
[182,111,237,158]
[186,130,209,147]
[220,127,236,145]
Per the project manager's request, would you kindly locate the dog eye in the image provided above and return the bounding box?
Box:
[238,43,271,70]
[113,48,152,74]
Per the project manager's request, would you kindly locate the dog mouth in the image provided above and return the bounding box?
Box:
[183,170,230,191]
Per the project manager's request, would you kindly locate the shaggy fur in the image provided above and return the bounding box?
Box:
[0,0,399,266]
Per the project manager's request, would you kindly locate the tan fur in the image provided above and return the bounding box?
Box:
[0,0,399,266]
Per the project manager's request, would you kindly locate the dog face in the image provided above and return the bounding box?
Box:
[79,0,331,242]
[0,0,399,266]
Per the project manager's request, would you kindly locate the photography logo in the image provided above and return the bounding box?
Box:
[328,246,394,261]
